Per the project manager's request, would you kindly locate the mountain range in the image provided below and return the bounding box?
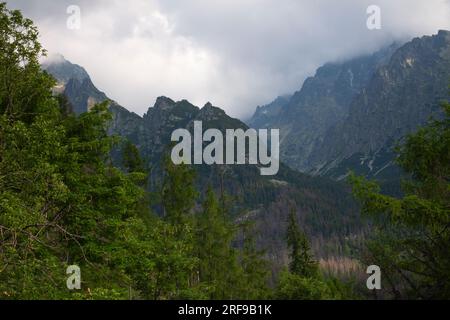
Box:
[42,54,364,275]
[248,30,450,185]
[41,29,450,274]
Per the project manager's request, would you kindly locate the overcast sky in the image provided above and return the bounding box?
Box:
[7,0,450,119]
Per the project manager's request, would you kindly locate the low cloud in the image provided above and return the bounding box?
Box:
[8,0,450,119]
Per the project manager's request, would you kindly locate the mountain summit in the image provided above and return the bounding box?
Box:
[43,57,362,267]
[248,30,450,184]
[248,42,401,172]
[42,54,108,114]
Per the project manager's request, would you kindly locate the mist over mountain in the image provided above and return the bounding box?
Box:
[248,42,401,172]
[41,29,450,277]
[310,30,450,179]
[43,56,363,269]
[4,0,450,300]
[42,54,109,115]
[248,30,450,187]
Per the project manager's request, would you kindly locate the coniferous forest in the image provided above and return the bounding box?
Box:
[0,2,449,301]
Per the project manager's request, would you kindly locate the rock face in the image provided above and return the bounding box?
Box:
[106,95,363,263]
[42,55,108,114]
[248,43,400,172]
[310,30,450,179]
[248,30,450,182]
[38,29,450,275]
[248,95,291,129]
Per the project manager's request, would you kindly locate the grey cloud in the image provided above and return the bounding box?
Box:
[6,0,450,119]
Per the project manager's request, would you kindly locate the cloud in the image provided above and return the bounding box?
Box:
[7,0,450,119]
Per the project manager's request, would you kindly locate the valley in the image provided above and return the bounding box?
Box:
[39,30,450,284]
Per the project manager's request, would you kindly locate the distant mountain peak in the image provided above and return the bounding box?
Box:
[203,102,213,109]
[42,53,67,65]
[198,102,227,119]
[42,55,108,114]
[248,30,450,176]
[153,96,176,109]
[437,29,450,37]
[42,53,90,85]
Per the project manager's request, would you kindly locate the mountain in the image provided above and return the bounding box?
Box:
[248,43,401,172]
[42,54,109,115]
[309,30,450,180]
[248,30,450,186]
[248,95,291,128]
[43,56,364,273]
[43,30,450,271]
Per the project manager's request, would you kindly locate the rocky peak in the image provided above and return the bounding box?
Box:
[42,54,110,114]
[203,102,213,109]
[153,96,176,110]
[436,29,450,42]
[247,95,290,128]
[308,30,450,179]
[42,53,90,85]
[197,102,226,121]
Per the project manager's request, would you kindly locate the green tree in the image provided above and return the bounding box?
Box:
[349,101,450,299]
[276,272,333,300]
[194,187,241,299]
[239,222,270,299]
[286,209,318,277]
[161,157,198,227]
[0,4,198,300]
[275,209,349,300]
[0,2,54,123]
[122,140,145,174]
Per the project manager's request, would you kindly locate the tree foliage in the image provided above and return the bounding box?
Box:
[286,209,318,277]
[349,100,450,299]
[0,4,272,299]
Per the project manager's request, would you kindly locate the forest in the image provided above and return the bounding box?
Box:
[0,3,449,300]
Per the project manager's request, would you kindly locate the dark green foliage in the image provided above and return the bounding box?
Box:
[275,209,350,300]
[194,188,271,299]
[275,271,333,300]
[0,4,270,300]
[349,100,450,299]
[0,2,55,123]
[161,156,198,227]
[195,187,238,299]
[239,222,271,299]
[122,140,145,174]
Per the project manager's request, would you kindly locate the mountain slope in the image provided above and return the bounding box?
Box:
[43,57,364,268]
[42,54,109,114]
[309,30,450,180]
[248,43,400,172]
[248,95,291,128]
[248,30,450,189]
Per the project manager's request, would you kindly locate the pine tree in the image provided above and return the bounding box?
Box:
[195,187,240,299]
[161,156,198,227]
[240,222,270,299]
[349,99,450,299]
[286,209,318,277]
[275,209,337,300]
[0,4,198,299]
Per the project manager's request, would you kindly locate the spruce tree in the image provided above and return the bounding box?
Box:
[286,209,318,277]
[349,100,450,299]
[195,187,240,299]
[0,4,198,299]
[122,140,145,174]
[240,222,270,299]
[161,156,198,227]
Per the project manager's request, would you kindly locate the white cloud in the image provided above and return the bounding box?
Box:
[7,0,450,119]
